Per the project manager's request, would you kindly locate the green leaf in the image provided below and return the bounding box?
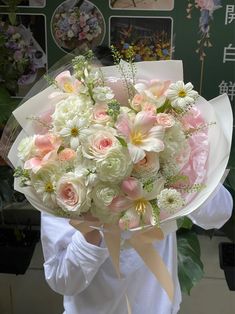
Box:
[177,230,204,294]
[115,136,127,147]
[177,216,193,230]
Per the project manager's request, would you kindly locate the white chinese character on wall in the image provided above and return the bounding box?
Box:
[223,44,235,63]
[225,5,235,25]
[219,81,235,101]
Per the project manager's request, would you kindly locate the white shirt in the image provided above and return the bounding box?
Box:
[41,185,233,314]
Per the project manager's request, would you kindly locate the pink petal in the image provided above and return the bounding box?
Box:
[55,71,71,87]
[24,157,42,170]
[115,114,131,140]
[121,177,142,200]
[109,196,133,213]
[134,111,156,134]
[35,134,54,152]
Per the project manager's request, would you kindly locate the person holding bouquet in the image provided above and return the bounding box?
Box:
[41,185,232,314]
[6,46,233,314]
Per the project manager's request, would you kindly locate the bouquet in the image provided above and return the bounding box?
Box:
[7,51,232,300]
[0,21,46,94]
[52,1,103,51]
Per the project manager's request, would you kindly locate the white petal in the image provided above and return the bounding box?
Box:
[70,137,80,149]
[128,143,146,163]
[141,138,164,152]
[148,125,165,140]
[185,82,193,91]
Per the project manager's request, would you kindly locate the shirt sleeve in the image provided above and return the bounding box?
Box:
[40,212,109,296]
[188,184,233,230]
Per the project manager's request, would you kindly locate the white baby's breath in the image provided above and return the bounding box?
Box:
[93,86,114,102]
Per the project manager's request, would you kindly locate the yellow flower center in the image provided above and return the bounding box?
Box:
[45,182,54,193]
[131,131,143,145]
[135,198,148,215]
[178,90,186,98]
[63,83,75,93]
[71,127,79,137]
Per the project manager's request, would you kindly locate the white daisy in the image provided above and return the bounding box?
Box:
[157,188,185,213]
[167,81,198,109]
[59,117,88,149]
[32,169,58,207]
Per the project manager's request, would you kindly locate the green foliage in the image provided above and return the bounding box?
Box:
[107,100,120,122]
[115,136,127,147]
[177,229,204,295]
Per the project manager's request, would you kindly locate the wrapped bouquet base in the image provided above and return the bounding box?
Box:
[6,54,233,302]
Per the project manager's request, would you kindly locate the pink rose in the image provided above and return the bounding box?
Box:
[80,125,120,160]
[131,94,145,111]
[56,174,90,213]
[58,182,78,207]
[156,113,175,128]
[141,102,156,113]
[92,104,111,124]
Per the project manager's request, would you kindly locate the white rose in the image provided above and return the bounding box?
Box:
[56,173,90,214]
[96,149,132,182]
[18,136,36,161]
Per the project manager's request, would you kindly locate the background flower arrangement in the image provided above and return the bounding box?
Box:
[0,17,47,96]
[110,19,172,62]
[52,0,104,52]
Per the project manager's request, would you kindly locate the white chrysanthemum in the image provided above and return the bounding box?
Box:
[167,81,198,109]
[52,95,92,133]
[92,182,120,209]
[59,116,88,149]
[17,136,36,161]
[93,86,114,102]
[96,149,132,183]
[157,188,184,213]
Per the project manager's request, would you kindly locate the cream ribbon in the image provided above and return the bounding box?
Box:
[70,220,174,313]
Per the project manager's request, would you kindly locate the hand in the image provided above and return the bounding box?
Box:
[70,212,102,246]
